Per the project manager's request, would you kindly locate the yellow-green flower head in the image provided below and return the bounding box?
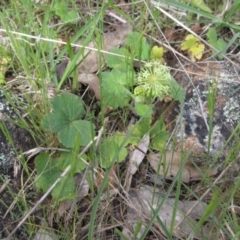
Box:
[134,61,172,100]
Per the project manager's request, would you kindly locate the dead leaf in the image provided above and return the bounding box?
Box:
[128,134,150,175]
[95,165,119,200]
[124,134,150,191]
[191,23,202,34]
[55,59,69,80]
[148,152,217,183]
[74,172,90,197]
[77,22,133,74]
[124,186,210,239]
[58,200,73,217]
[78,73,100,100]
[163,28,181,42]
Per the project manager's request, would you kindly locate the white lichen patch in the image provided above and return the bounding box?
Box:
[223,96,240,124]
[217,71,240,126]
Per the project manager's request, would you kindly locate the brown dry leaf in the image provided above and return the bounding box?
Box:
[124,134,150,191]
[148,152,217,183]
[55,59,69,80]
[128,134,150,175]
[74,172,90,198]
[190,23,202,34]
[95,165,118,189]
[78,73,100,100]
[163,28,182,42]
[95,165,119,199]
[123,186,211,239]
[58,200,73,217]
[77,22,133,73]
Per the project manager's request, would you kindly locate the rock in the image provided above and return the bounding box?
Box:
[0,88,36,239]
[0,88,35,178]
[170,61,240,163]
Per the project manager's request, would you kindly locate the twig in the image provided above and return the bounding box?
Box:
[0,179,10,194]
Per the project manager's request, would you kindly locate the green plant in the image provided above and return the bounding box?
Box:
[125,31,151,60]
[181,34,205,62]
[134,60,184,104]
[101,31,150,109]
[36,92,95,202]
[102,32,184,108]
[207,28,227,59]
[53,1,79,25]
[41,92,95,148]
[151,46,165,62]
[97,32,184,169]
[100,69,135,109]
[35,151,87,202]
[97,117,169,168]
[184,0,212,13]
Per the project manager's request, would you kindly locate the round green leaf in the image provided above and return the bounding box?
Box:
[98,134,128,168]
[150,119,169,151]
[134,103,153,117]
[51,92,86,120]
[106,47,132,71]
[101,71,132,108]
[58,152,87,172]
[41,112,69,133]
[35,153,61,192]
[125,32,150,60]
[52,176,76,202]
[58,120,95,148]
[42,92,95,148]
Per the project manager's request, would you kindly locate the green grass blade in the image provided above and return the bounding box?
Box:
[158,0,240,31]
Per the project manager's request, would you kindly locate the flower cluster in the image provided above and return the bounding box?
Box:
[134,61,172,102]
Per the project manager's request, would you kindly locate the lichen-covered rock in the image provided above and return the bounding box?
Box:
[0,88,35,178]
[163,61,240,163]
